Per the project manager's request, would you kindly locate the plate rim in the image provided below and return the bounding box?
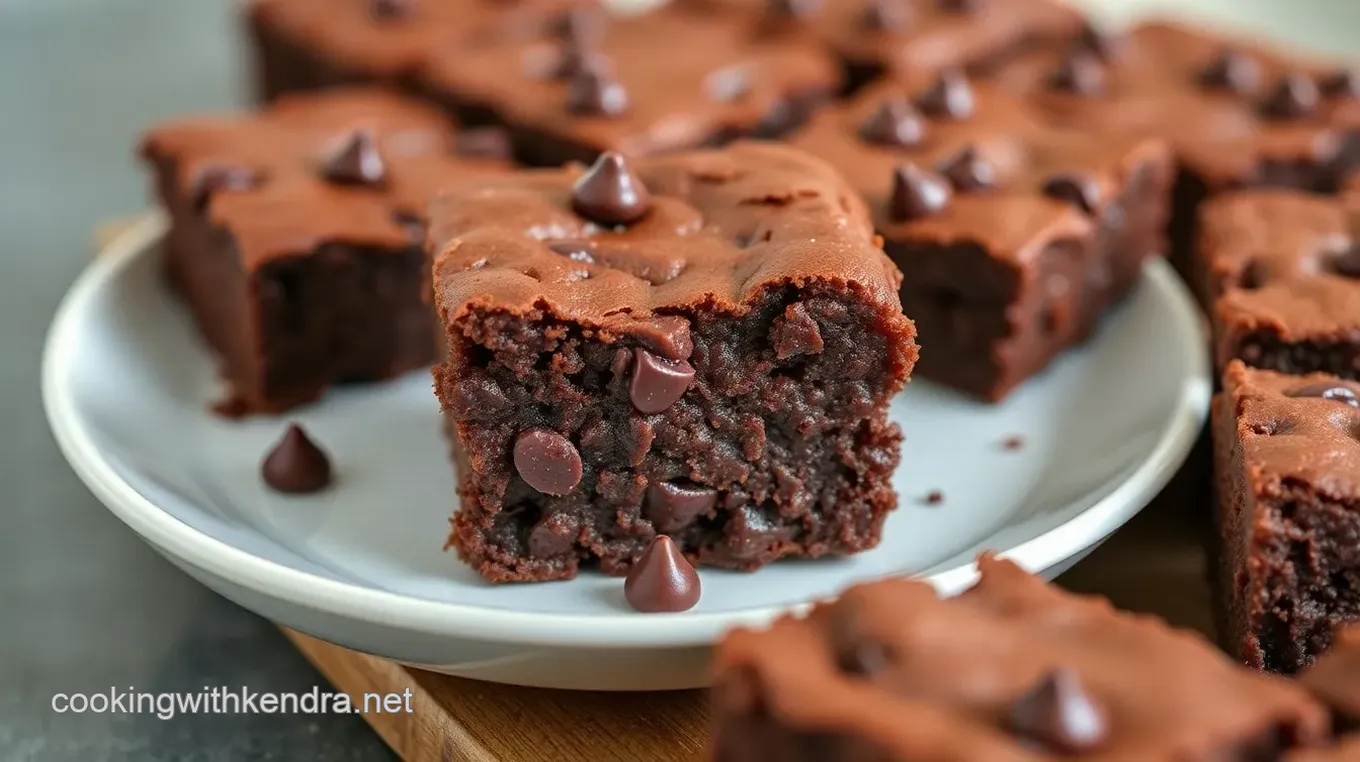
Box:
[43,213,1211,648]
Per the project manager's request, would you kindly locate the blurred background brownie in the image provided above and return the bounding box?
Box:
[140,89,506,415]
[427,143,916,582]
[789,74,1171,401]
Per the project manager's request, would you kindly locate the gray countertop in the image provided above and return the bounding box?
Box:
[0,2,393,759]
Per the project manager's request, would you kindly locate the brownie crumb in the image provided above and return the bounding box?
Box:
[1001,435,1025,451]
[923,490,944,506]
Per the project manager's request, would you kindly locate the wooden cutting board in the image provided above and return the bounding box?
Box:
[94,220,1217,762]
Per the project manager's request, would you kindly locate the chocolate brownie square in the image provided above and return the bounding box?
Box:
[989,21,1360,277]
[247,0,585,101]
[417,12,842,166]
[789,74,1172,401]
[140,89,506,415]
[711,555,1330,761]
[1213,361,1360,673]
[428,143,916,583]
[1197,191,1360,378]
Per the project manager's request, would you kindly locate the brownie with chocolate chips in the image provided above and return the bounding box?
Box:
[246,0,587,101]
[417,11,842,166]
[1213,362,1360,673]
[1197,191,1360,378]
[789,72,1171,401]
[711,554,1331,761]
[988,20,1360,277]
[427,142,917,583]
[140,89,506,415]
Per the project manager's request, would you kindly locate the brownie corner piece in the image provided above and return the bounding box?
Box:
[1214,360,1360,673]
[428,143,916,583]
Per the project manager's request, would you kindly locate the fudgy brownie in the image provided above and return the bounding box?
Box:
[247,0,585,101]
[988,20,1360,276]
[417,11,842,166]
[788,74,1171,401]
[1197,191,1360,378]
[140,89,506,415]
[428,142,917,583]
[711,555,1331,761]
[677,0,1083,90]
[1213,361,1360,673]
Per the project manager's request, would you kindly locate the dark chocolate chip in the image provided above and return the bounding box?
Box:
[916,70,975,119]
[859,98,926,147]
[938,145,995,192]
[1046,51,1105,96]
[513,429,582,495]
[547,238,598,263]
[937,0,980,13]
[1287,381,1360,407]
[571,151,651,225]
[766,0,821,21]
[624,535,701,613]
[646,480,717,533]
[1259,73,1321,120]
[860,0,910,30]
[630,348,696,413]
[261,424,332,494]
[1076,21,1122,61]
[923,490,944,505]
[188,164,258,211]
[1007,669,1109,753]
[1042,172,1101,215]
[371,0,415,19]
[321,130,386,186]
[1321,68,1360,98]
[455,127,512,161]
[565,64,630,116]
[527,511,578,558]
[1331,245,1360,278]
[889,162,952,221]
[1198,49,1261,94]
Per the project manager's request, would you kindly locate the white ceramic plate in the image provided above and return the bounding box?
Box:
[44,214,1209,690]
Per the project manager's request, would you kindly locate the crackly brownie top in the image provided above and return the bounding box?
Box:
[430,142,905,346]
[989,20,1360,187]
[141,89,506,268]
[713,555,1329,761]
[418,12,841,156]
[1199,191,1360,341]
[248,0,584,78]
[788,74,1168,263]
[1222,361,1360,502]
[679,0,1081,78]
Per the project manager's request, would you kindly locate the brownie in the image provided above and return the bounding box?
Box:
[788,75,1172,401]
[416,12,842,166]
[427,142,916,583]
[710,555,1331,761]
[988,20,1360,278]
[1288,626,1360,759]
[677,0,1083,90]
[140,89,505,415]
[246,0,586,101]
[1213,361,1360,673]
[1197,191,1360,378]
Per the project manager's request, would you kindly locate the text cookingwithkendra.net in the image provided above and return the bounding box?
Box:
[51,687,414,721]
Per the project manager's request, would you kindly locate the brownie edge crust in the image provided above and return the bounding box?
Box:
[429,142,917,583]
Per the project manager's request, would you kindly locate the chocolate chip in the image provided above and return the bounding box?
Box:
[188,164,258,211]
[1007,669,1109,753]
[923,490,944,505]
[1259,73,1321,120]
[889,162,952,221]
[565,64,629,117]
[860,0,910,30]
[571,151,651,225]
[766,0,820,21]
[646,480,717,533]
[630,348,696,413]
[1001,435,1025,451]
[859,98,926,147]
[547,239,598,263]
[1042,172,1101,215]
[455,127,512,161]
[1321,68,1360,98]
[1046,51,1105,96]
[513,429,582,495]
[1076,21,1122,61]
[1331,245,1360,277]
[937,0,980,13]
[261,424,332,494]
[1198,49,1261,94]
[371,0,415,19]
[624,535,701,613]
[1287,381,1360,407]
[916,70,975,119]
[321,130,386,186]
[938,145,995,192]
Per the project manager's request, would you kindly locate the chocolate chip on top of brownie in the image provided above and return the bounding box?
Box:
[428,142,917,583]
